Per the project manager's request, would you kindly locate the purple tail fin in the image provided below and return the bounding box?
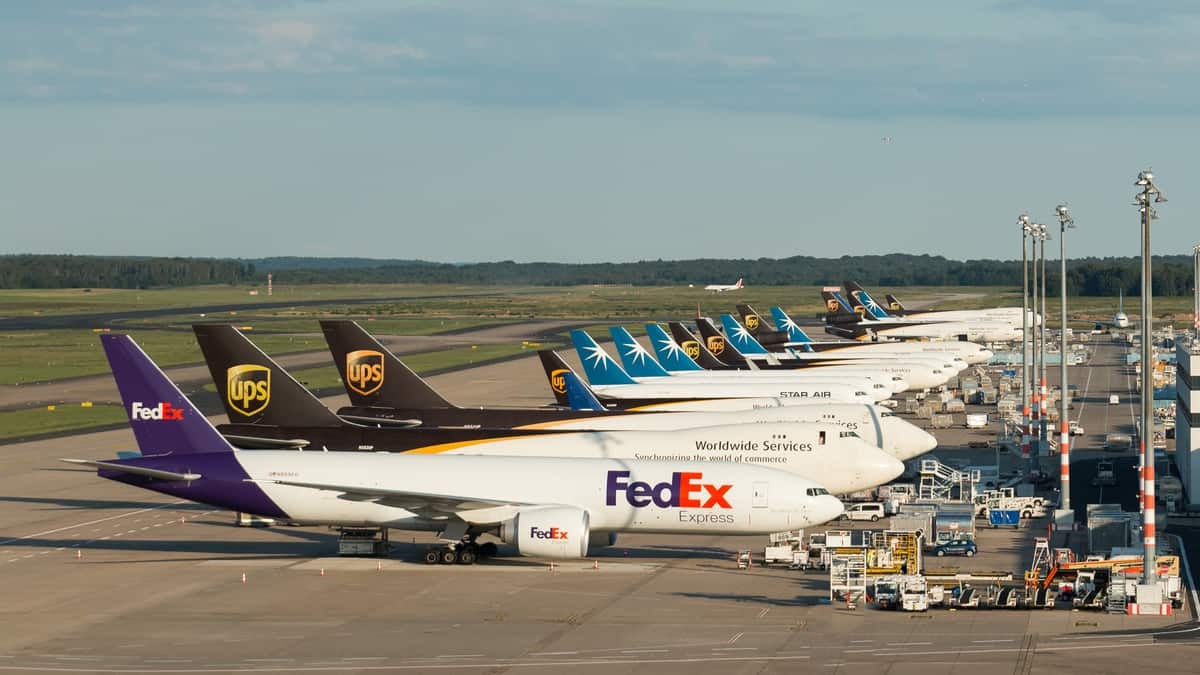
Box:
[101,334,233,456]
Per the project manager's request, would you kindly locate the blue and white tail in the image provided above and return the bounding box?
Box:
[719,314,770,355]
[563,371,608,411]
[569,329,638,385]
[644,323,705,372]
[770,307,812,343]
[608,326,673,378]
[845,281,892,319]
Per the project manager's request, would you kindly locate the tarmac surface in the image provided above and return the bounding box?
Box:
[0,326,1197,673]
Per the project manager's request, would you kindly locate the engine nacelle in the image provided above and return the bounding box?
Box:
[588,530,618,550]
[499,505,589,559]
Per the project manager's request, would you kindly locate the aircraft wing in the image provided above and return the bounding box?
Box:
[250,478,535,520]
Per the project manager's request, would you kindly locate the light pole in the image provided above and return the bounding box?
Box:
[1039,224,1049,450]
[1019,215,1033,465]
[1056,205,1075,514]
[1030,223,1042,451]
[1134,169,1165,585]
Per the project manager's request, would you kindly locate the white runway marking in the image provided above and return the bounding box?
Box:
[0,501,187,547]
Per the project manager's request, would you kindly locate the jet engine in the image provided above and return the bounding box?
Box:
[588,531,618,551]
[499,505,589,559]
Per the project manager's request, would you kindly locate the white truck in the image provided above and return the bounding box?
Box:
[973,488,1047,518]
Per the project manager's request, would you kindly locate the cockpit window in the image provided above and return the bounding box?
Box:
[856,391,867,397]
[806,487,830,496]
[880,411,893,418]
[839,431,860,438]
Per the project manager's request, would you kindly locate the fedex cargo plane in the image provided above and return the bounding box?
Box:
[68,335,845,563]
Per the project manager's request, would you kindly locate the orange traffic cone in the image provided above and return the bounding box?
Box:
[241,572,247,584]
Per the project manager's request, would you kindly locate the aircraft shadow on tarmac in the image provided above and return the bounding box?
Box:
[671,589,830,607]
[0,494,211,511]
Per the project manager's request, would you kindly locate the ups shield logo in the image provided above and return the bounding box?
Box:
[825,298,840,313]
[889,301,901,310]
[227,364,270,417]
[854,305,866,316]
[744,314,760,331]
[346,350,385,396]
[550,368,568,395]
[681,340,700,359]
[706,336,725,356]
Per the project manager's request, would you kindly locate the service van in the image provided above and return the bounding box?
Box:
[840,502,885,522]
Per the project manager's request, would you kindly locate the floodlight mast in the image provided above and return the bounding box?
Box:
[1019,215,1033,466]
[1133,169,1164,585]
[1055,204,1075,513]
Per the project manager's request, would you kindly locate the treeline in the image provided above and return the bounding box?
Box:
[1,253,1194,296]
[0,255,256,289]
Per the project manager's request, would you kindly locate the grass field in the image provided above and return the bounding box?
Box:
[0,403,128,442]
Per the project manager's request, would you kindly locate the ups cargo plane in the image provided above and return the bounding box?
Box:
[67,335,845,564]
[191,325,912,490]
[310,321,935,460]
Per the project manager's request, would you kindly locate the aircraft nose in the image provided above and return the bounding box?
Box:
[814,494,845,525]
[880,418,938,460]
[977,349,994,363]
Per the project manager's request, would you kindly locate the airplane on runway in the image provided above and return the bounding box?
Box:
[1092,290,1130,329]
[569,329,881,403]
[195,323,926,473]
[605,325,901,395]
[845,281,1026,328]
[544,354,935,461]
[704,278,744,292]
[822,289,1021,343]
[67,334,846,563]
[768,306,993,365]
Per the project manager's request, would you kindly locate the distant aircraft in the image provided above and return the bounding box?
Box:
[1094,290,1129,329]
[704,278,744,292]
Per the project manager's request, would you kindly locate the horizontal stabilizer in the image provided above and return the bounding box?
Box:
[222,434,312,449]
[336,415,424,428]
[61,458,202,482]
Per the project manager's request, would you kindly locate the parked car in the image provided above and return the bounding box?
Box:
[931,539,977,557]
[839,502,885,522]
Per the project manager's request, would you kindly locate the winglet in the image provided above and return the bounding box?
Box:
[608,326,672,378]
[569,330,638,385]
[644,323,705,372]
[769,307,812,344]
[718,314,770,355]
[563,372,608,412]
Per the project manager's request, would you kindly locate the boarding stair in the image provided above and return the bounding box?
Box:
[918,459,979,502]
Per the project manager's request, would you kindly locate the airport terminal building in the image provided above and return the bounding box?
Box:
[1177,344,1200,507]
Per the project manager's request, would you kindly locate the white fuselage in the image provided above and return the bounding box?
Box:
[404,421,905,495]
[587,380,879,404]
[512,404,937,460]
[234,453,844,533]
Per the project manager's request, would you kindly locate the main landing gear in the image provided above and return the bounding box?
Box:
[423,538,498,565]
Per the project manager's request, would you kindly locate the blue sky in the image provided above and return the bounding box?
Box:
[3,1,1199,263]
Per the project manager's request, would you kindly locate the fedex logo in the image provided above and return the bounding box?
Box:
[130,401,183,421]
[529,527,569,540]
[606,471,732,509]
